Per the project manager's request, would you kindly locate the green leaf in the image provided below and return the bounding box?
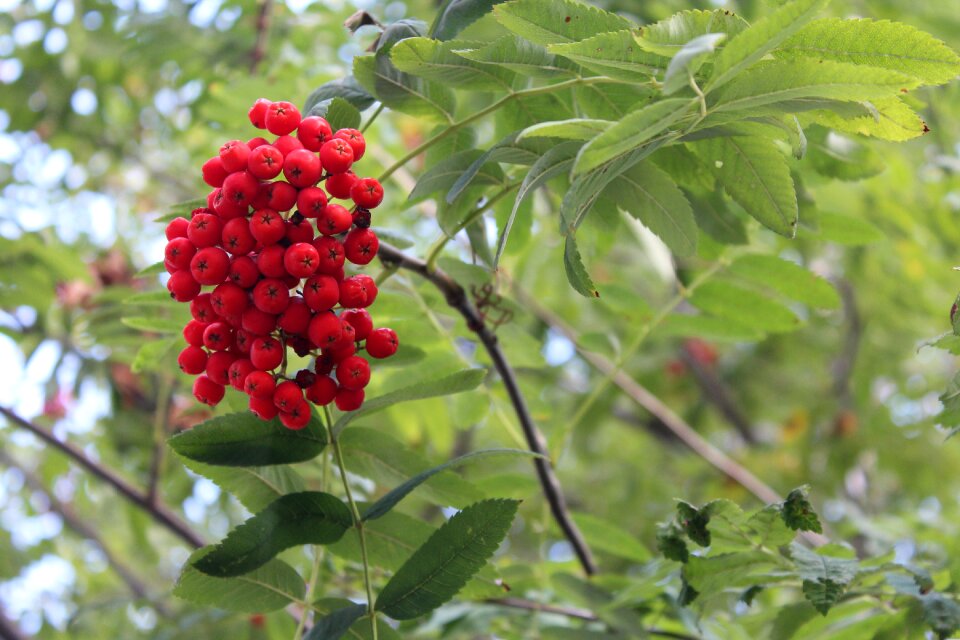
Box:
[447,131,547,204]
[920,593,960,639]
[339,427,484,511]
[304,76,377,113]
[662,33,726,95]
[605,162,697,256]
[362,449,539,521]
[193,492,352,577]
[552,573,646,634]
[314,599,402,640]
[688,191,749,245]
[455,36,577,78]
[574,98,693,175]
[706,0,829,92]
[304,603,368,640]
[563,234,598,298]
[493,0,632,46]
[776,18,960,85]
[635,9,749,56]
[376,499,519,620]
[677,500,712,546]
[815,212,885,245]
[683,551,778,599]
[548,30,665,82]
[409,149,505,203]
[711,59,916,113]
[657,522,689,562]
[812,96,926,141]
[391,38,516,90]
[354,54,456,123]
[376,19,428,54]
[174,549,305,613]
[168,411,327,466]
[694,134,798,236]
[728,254,840,309]
[431,0,505,41]
[518,118,611,141]
[572,513,650,563]
[689,281,802,333]
[134,261,167,278]
[309,97,362,131]
[807,130,885,181]
[130,338,175,374]
[120,316,183,333]
[122,290,179,306]
[178,457,305,512]
[790,542,859,615]
[781,486,823,533]
[332,369,487,436]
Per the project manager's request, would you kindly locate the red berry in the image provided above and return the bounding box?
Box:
[315,352,335,376]
[284,242,319,278]
[219,140,251,173]
[203,321,234,351]
[206,351,238,385]
[248,137,269,149]
[306,376,337,405]
[228,358,256,391]
[316,204,352,236]
[222,171,260,211]
[313,236,346,273]
[262,181,299,212]
[193,375,225,406]
[339,275,377,308]
[343,228,379,266]
[255,244,287,278]
[334,128,366,160]
[250,209,286,246]
[253,278,291,315]
[278,298,312,335]
[297,116,333,151]
[296,186,328,218]
[220,217,255,256]
[325,172,357,199]
[324,339,356,364]
[341,308,373,341]
[303,275,339,311]
[350,178,384,209]
[229,256,260,288]
[168,270,202,302]
[178,345,208,375]
[273,380,304,411]
[190,293,217,323]
[166,217,190,240]
[187,213,223,248]
[279,401,311,429]
[249,98,271,129]
[283,149,322,188]
[190,246,231,286]
[319,138,354,174]
[334,387,364,411]
[244,370,276,399]
[250,394,279,420]
[250,336,284,370]
[247,144,284,180]
[272,134,304,158]
[307,311,342,350]
[265,101,302,136]
[165,237,196,271]
[213,187,248,219]
[183,319,208,347]
[286,216,315,244]
[211,282,249,317]
[201,156,228,188]
[241,307,278,335]
[336,355,370,390]
[366,327,398,358]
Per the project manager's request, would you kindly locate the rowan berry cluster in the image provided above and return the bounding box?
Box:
[164,98,398,429]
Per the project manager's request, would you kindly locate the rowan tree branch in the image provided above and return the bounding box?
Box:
[250,0,274,73]
[0,406,204,548]
[377,242,598,576]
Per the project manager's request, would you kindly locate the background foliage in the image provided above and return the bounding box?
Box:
[4,0,960,638]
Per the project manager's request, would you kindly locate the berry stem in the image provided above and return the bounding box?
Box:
[361,103,384,134]
[322,405,378,640]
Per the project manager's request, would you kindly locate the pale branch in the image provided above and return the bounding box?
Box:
[250,0,274,73]
[679,344,758,445]
[0,449,165,612]
[0,406,204,549]
[513,288,829,547]
[832,279,862,410]
[376,242,598,576]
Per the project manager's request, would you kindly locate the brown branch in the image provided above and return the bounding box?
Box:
[512,287,829,547]
[377,242,598,576]
[249,0,274,74]
[0,607,27,640]
[0,406,204,548]
[0,450,167,612]
[679,344,758,445]
[832,279,862,409]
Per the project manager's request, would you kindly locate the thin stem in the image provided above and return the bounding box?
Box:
[322,405,378,639]
[361,104,385,134]
[377,77,620,183]
[688,70,707,118]
[249,0,274,73]
[147,373,173,505]
[294,548,325,640]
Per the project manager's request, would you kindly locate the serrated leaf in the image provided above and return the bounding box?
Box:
[812,96,926,141]
[121,316,183,333]
[694,134,798,236]
[575,83,654,120]
[304,76,377,113]
[410,149,505,203]
[920,593,960,639]
[688,191,749,245]
[168,411,327,466]
[712,59,916,113]
[663,33,726,95]
[493,0,632,46]
[706,0,829,92]
[455,36,577,78]
[690,281,801,333]
[683,551,777,599]
[816,212,884,245]
[791,542,859,615]
[174,549,305,612]
[728,254,839,309]
[376,499,519,619]
[123,290,179,306]
[391,38,516,90]
[677,501,712,546]
[781,486,823,533]
[431,0,505,41]
[304,603,368,640]
[193,492,352,577]
[362,449,539,521]
[447,131,547,204]
[563,234,598,298]
[131,338,175,374]
[314,599,402,640]
[776,18,960,85]
[332,369,487,436]
[636,9,749,56]
[354,54,456,123]
[548,30,666,82]
[802,579,846,616]
[179,457,305,512]
[518,118,611,141]
[376,19,428,54]
[605,162,697,256]
[572,513,650,563]
[657,522,689,562]
[310,97,362,131]
[574,98,693,175]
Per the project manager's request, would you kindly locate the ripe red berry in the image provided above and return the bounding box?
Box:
[297,116,333,151]
[219,140,251,173]
[279,401,311,429]
[343,228,379,266]
[284,243,319,278]
[341,308,373,341]
[316,204,352,236]
[211,282,249,317]
[247,144,284,180]
[334,129,366,160]
[278,298,312,335]
[250,394,279,420]
[350,178,384,209]
[250,335,284,370]
[248,98,272,129]
[213,187,248,220]
[220,217,256,256]
[228,358,256,391]
[325,172,357,199]
[339,275,377,308]
[190,246,231,286]
[244,370,276,399]
[296,186,328,218]
[265,101,302,136]
[307,311,342,350]
[165,237,196,271]
[187,213,223,249]
[319,138,354,174]
[283,149,322,188]
[255,244,287,278]
[305,376,337,405]
[183,319,208,347]
[248,136,269,149]
[253,278,291,314]
[313,236,346,273]
[335,387,364,411]
[336,355,370,390]
[273,380,304,411]
[202,156,228,188]
[222,171,260,211]
[190,293,216,323]
[262,181,298,212]
[250,209,286,246]
[366,327,398,358]
[168,270,202,302]
[272,134,304,158]
[242,307,278,335]
[206,351,238,385]
[228,256,260,288]
[193,375,225,406]
[166,217,190,240]
[303,275,339,311]
[286,216,315,244]
[178,345,208,375]
[202,322,234,351]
